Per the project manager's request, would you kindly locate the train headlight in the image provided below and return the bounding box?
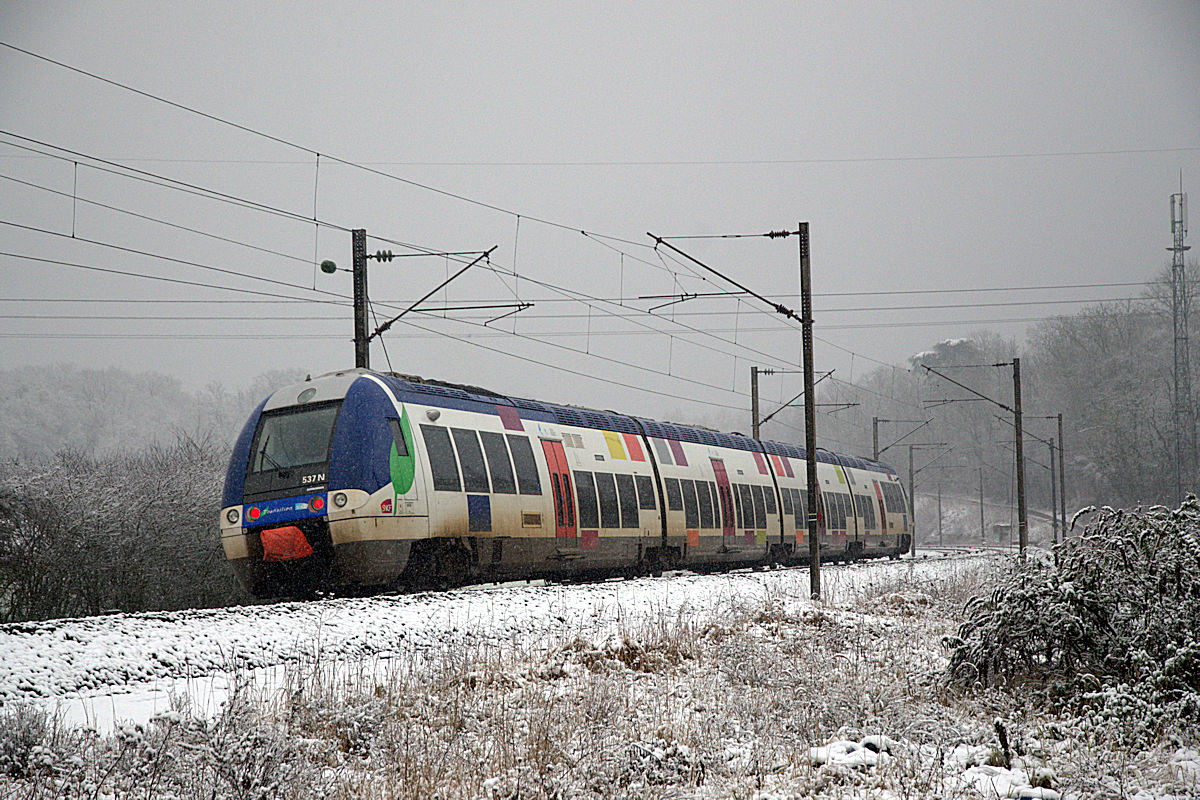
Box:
[226,508,240,525]
[333,492,348,508]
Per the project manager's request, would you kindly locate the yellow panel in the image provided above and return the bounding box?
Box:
[604,431,627,460]
[756,530,767,546]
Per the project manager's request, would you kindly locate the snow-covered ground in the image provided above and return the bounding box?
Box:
[1,554,958,730]
[3,551,1197,799]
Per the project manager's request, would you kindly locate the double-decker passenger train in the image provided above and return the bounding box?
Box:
[219,369,912,597]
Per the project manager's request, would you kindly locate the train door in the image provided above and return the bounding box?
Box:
[873,480,887,542]
[540,440,576,539]
[711,459,735,538]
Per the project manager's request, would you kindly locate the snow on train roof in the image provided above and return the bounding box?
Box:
[375,371,896,476]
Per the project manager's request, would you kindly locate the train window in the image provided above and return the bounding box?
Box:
[616,474,639,528]
[387,418,409,457]
[751,484,767,529]
[420,425,462,492]
[480,431,516,494]
[681,479,699,529]
[737,484,752,529]
[635,474,657,510]
[763,485,777,515]
[708,482,720,527]
[507,435,542,495]
[664,478,683,511]
[696,479,714,529]
[596,472,620,528]
[780,486,793,515]
[793,488,806,522]
[574,471,599,528]
[451,428,490,493]
[249,401,341,473]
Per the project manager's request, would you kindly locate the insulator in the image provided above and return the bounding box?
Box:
[374,250,395,262]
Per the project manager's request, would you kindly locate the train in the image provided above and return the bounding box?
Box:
[218,369,913,597]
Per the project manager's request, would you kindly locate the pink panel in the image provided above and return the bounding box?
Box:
[668,439,688,466]
[781,456,794,478]
[770,454,785,477]
[581,529,599,549]
[752,452,768,475]
[496,405,524,431]
[622,432,646,462]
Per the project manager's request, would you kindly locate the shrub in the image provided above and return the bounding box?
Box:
[944,499,1200,733]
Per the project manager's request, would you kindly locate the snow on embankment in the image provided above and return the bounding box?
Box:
[0,554,981,708]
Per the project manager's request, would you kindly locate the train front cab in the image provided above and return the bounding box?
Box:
[219,372,425,597]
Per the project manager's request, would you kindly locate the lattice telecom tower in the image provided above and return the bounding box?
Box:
[1170,181,1193,501]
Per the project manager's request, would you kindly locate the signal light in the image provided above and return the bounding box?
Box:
[333,492,348,508]
[226,508,240,525]
[309,496,326,513]
[248,507,261,522]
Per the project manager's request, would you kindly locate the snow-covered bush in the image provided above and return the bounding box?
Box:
[0,434,250,621]
[945,499,1200,735]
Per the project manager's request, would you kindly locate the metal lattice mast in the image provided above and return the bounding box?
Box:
[1170,183,1192,500]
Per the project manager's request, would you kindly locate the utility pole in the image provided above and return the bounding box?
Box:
[333,230,497,371]
[1058,413,1067,536]
[937,484,943,547]
[1170,183,1193,501]
[1013,357,1028,559]
[751,366,761,440]
[1049,436,1058,546]
[979,466,985,543]
[908,444,915,553]
[873,417,879,462]
[352,228,369,369]
[647,223,816,594]
[798,223,820,599]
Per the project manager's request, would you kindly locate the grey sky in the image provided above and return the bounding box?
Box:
[1,1,1197,435]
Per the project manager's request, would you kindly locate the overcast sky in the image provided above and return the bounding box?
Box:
[1,1,1197,435]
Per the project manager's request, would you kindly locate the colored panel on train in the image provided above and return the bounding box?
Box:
[328,378,393,494]
[770,454,785,477]
[603,431,626,460]
[245,493,327,527]
[261,526,313,561]
[668,439,688,466]
[468,495,492,532]
[390,405,416,495]
[581,529,599,549]
[496,405,524,431]
[622,433,645,461]
[752,452,768,475]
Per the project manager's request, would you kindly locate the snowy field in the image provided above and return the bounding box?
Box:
[1,554,964,727]
[2,552,1197,798]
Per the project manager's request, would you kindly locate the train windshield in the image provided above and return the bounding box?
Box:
[248,401,341,473]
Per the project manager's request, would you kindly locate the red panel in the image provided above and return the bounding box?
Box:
[752,452,769,475]
[668,439,688,466]
[496,405,524,431]
[260,526,313,562]
[622,432,646,462]
[781,456,794,478]
[770,453,785,477]
[581,529,599,549]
